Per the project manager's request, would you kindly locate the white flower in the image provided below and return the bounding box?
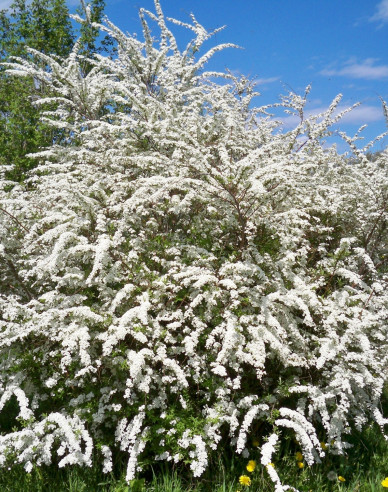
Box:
[0,1,386,490]
[101,446,113,473]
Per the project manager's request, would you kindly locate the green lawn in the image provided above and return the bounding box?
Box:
[0,422,387,492]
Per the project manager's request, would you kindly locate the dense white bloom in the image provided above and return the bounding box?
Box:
[236,405,269,453]
[261,433,279,466]
[0,1,387,490]
[100,445,113,473]
[189,435,208,477]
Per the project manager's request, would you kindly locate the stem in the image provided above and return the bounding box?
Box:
[0,206,29,233]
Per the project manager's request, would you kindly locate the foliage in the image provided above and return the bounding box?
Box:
[0,419,387,490]
[0,0,109,182]
[75,0,114,62]
[0,0,74,181]
[0,1,387,491]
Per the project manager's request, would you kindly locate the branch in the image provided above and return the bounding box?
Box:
[0,206,29,233]
[3,258,34,301]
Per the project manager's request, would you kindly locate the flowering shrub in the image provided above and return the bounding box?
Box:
[0,1,387,490]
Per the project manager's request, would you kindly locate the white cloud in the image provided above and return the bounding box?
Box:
[320,58,388,80]
[0,0,12,10]
[254,76,280,86]
[370,0,388,24]
[339,104,384,124]
[278,104,384,130]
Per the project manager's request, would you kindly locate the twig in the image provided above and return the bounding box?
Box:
[4,258,34,301]
[0,206,29,233]
[358,289,374,320]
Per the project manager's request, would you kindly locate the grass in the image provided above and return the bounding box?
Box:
[0,422,387,491]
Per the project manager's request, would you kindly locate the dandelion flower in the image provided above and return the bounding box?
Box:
[295,451,303,461]
[239,475,251,486]
[381,477,388,488]
[246,460,256,472]
[297,462,304,469]
[338,476,346,482]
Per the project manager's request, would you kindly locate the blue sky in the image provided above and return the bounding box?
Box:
[2,0,388,150]
[88,0,388,151]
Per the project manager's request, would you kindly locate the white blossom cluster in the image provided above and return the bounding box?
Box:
[0,1,387,489]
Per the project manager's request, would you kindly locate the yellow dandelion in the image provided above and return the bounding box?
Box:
[381,477,388,488]
[246,460,256,472]
[297,462,304,469]
[239,475,251,487]
[320,442,327,450]
[295,451,303,461]
[338,476,346,482]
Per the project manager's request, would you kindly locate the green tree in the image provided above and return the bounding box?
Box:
[0,0,109,182]
[0,0,75,181]
[77,0,113,59]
